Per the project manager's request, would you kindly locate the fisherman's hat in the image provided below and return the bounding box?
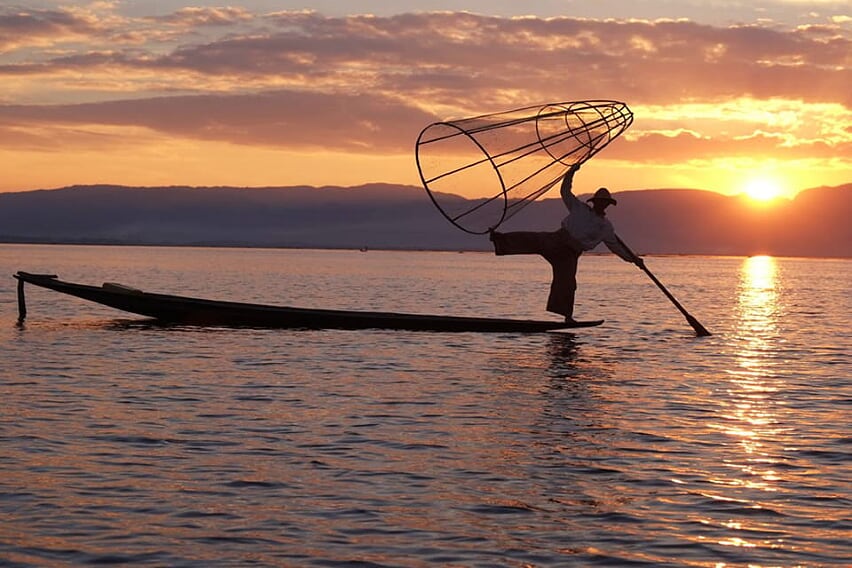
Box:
[587,187,617,205]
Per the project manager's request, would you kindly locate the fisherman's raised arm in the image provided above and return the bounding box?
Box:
[560,164,582,210]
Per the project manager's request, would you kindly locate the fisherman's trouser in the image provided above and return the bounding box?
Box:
[491,229,583,318]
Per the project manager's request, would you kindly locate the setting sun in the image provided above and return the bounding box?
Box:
[743,178,783,202]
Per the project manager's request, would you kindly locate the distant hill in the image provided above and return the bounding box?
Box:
[0,182,850,257]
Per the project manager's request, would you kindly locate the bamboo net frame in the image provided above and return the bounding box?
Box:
[416,100,633,234]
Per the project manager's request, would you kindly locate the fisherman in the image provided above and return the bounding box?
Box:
[489,164,644,323]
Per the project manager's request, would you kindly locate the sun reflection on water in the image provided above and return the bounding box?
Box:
[703,256,791,550]
[725,256,786,475]
[735,255,780,348]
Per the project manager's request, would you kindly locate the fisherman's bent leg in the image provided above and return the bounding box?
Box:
[491,230,558,256]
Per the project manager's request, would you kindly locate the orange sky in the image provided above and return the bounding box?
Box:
[1,3,850,200]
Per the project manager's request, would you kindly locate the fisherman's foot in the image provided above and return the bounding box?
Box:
[564,316,577,324]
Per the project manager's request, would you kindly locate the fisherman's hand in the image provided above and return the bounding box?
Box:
[568,163,581,175]
[634,257,646,269]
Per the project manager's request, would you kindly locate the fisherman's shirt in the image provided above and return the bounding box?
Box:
[561,192,634,261]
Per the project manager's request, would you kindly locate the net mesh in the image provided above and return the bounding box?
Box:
[416,100,633,234]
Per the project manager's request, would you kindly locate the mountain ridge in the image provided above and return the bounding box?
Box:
[1,183,849,257]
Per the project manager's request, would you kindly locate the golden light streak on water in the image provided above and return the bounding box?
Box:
[702,255,791,549]
[729,256,786,479]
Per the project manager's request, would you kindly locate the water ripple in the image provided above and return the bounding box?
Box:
[1,249,850,566]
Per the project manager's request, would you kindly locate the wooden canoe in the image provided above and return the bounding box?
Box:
[14,272,602,333]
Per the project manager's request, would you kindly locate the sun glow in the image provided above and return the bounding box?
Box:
[743,177,783,202]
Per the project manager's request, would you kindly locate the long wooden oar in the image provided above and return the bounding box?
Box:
[616,235,711,337]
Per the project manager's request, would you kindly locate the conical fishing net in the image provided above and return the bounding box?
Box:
[416,100,633,234]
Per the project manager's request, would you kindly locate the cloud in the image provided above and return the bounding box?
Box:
[0,8,848,168]
[149,6,254,27]
[0,7,100,53]
[1,90,847,166]
[0,90,437,152]
[610,129,850,162]
[2,11,848,103]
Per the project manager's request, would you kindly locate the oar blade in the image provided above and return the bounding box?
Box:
[686,314,712,337]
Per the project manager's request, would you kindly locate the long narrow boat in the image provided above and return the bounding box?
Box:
[13,272,602,333]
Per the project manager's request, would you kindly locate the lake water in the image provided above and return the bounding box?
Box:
[1,244,849,567]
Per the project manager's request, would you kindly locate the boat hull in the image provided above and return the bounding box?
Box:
[14,272,602,333]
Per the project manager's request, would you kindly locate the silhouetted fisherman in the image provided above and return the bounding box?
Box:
[489,164,644,323]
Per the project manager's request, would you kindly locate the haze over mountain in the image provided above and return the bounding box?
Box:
[1,183,849,258]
